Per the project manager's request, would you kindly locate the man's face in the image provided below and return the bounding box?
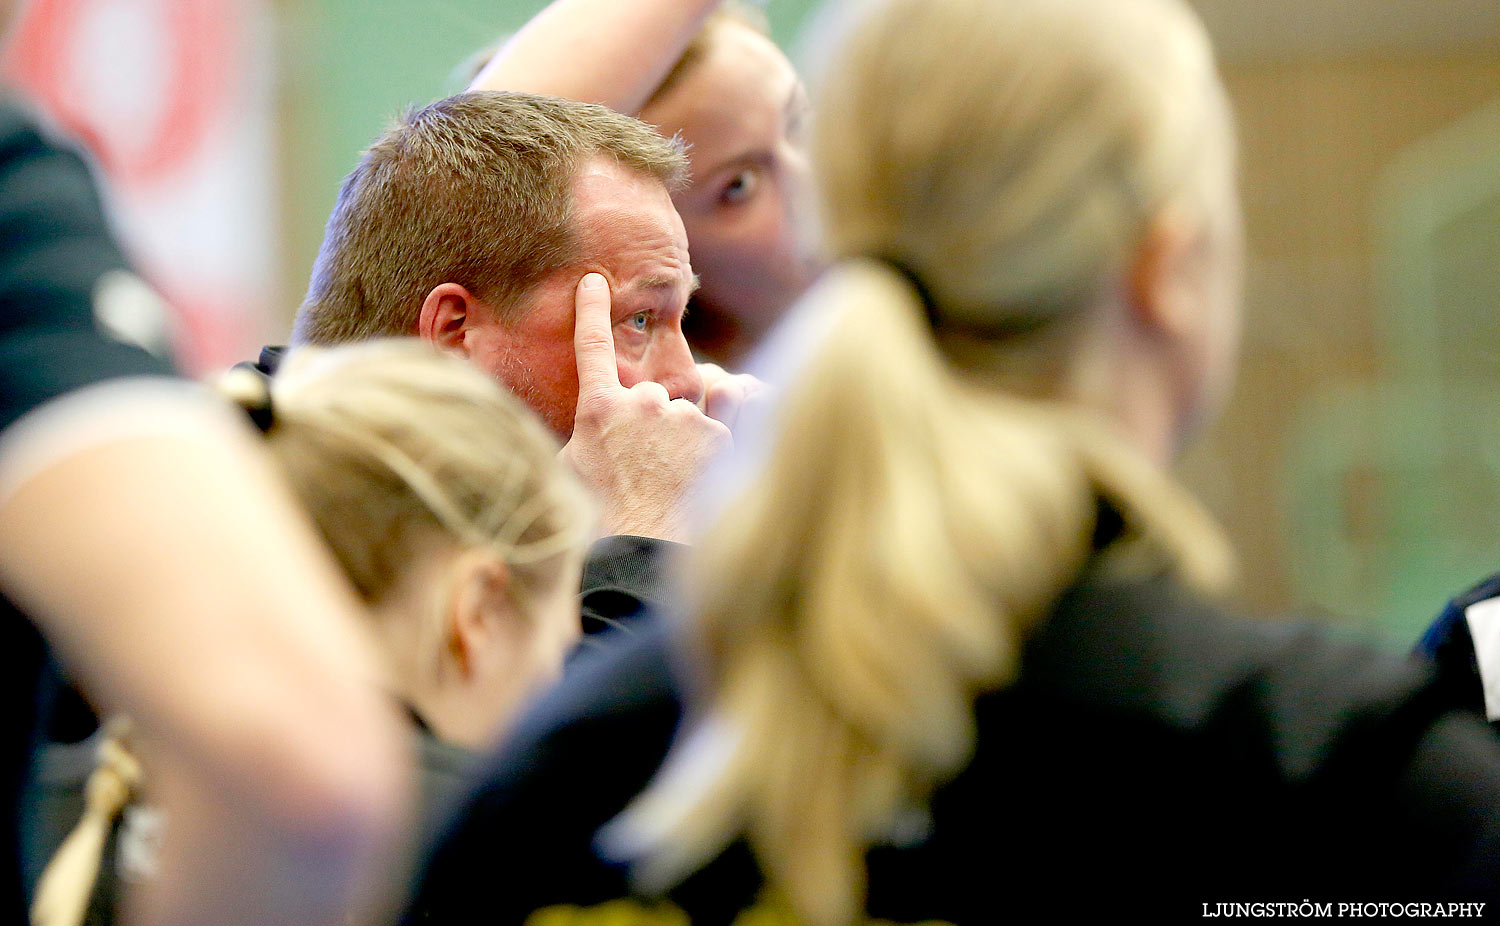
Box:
[467,156,702,438]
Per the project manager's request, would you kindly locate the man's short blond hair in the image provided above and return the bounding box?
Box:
[294,91,688,344]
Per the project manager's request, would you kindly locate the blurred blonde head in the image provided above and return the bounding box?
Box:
[35,342,593,926]
[220,341,591,748]
[611,1,1240,923]
[817,0,1233,315]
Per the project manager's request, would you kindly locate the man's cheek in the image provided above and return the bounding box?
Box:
[614,358,646,389]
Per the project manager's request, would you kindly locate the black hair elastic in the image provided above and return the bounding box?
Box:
[874,254,1056,341]
[225,361,276,434]
[873,254,943,330]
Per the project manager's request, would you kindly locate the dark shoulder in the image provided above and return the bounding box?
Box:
[537,615,682,733]
[1025,572,1440,774]
[0,101,119,258]
[912,573,1500,907]
[404,619,683,923]
[0,101,172,431]
[580,536,685,635]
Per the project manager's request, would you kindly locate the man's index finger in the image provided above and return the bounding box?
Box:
[573,272,621,394]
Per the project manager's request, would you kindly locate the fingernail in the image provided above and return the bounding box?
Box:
[581,273,605,290]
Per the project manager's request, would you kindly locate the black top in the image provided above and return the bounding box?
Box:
[404,569,1500,922]
[580,535,681,637]
[0,102,173,920]
[0,108,169,432]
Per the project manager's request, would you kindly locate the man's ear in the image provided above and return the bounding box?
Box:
[419,283,484,354]
[441,550,515,681]
[1126,206,1204,344]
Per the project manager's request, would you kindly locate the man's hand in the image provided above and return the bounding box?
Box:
[696,362,768,433]
[562,273,730,543]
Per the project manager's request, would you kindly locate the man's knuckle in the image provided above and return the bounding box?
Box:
[631,382,670,404]
[574,392,613,419]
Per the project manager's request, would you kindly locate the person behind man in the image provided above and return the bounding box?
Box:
[293,92,753,549]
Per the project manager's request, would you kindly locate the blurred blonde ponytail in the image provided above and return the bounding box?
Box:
[612,0,1235,922]
[613,263,1231,924]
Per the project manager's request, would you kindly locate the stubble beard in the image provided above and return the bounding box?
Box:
[492,348,576,441]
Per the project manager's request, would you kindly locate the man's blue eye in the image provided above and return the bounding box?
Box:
[630,312,650,331]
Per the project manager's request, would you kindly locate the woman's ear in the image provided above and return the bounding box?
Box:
[1126,205,1205,345]
[418,283,484,354]
[440,550,515,680]
[1122,200,1240,459]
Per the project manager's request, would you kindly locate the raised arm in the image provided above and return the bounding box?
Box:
[0,388,411,926]
[469,0,723,115]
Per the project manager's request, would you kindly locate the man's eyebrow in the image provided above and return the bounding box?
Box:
[631,273,701,295]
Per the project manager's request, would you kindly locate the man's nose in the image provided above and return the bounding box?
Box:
[647,333,703,405]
